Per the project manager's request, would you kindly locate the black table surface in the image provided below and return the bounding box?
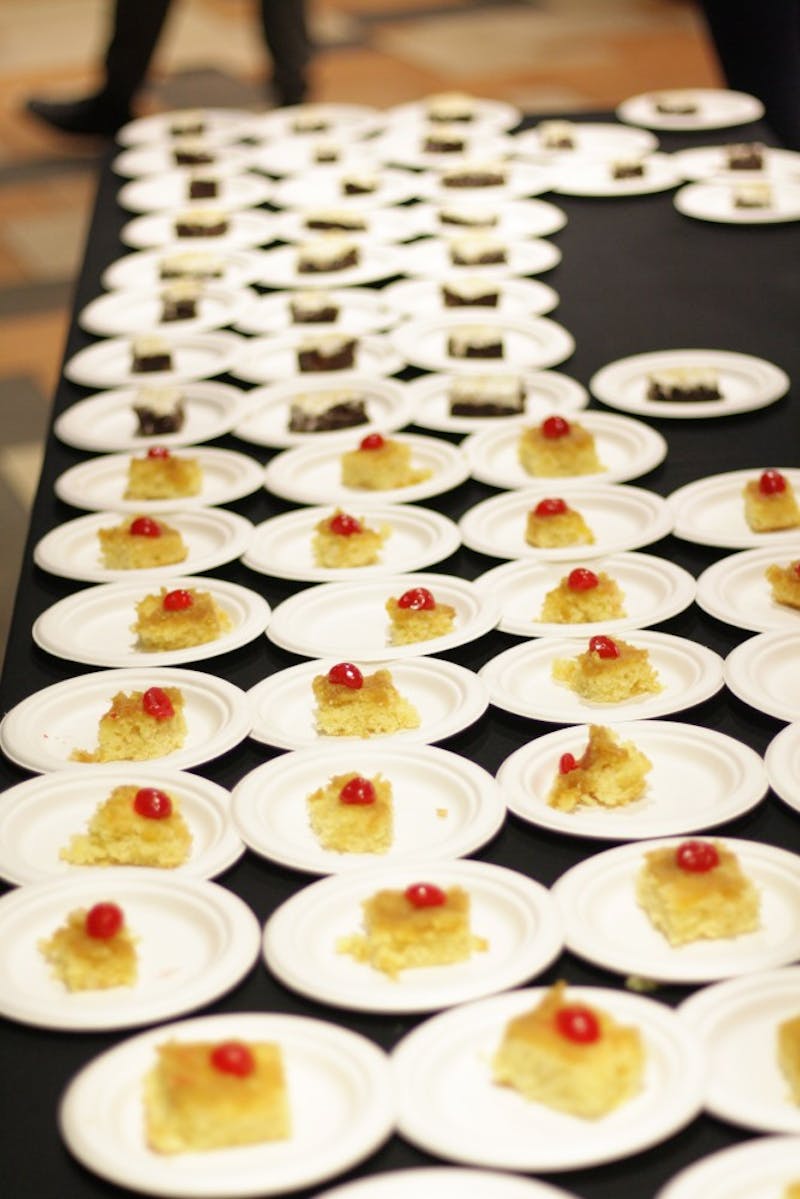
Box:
[1,112,799,1199]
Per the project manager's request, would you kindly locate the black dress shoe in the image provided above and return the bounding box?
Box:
[25,96,132,137]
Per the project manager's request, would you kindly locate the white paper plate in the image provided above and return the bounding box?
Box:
[385,97,520,134]
[369,131,514,172]
[617,88,764,131]
[246,102,384,141]
[678,968,800,1133]
[231,742,504,875]
[59,1011,394,1198]
[78,284,257,338]
[230,331,404,384]
[462,411,667,489]
[54,446,264,512]
[33,576,271,668]
[383,276,559,322]
[234,287,397,336]
[696,543,800,632]
[54,381,252,452]
[102,246,269,291]
[0,767,243,885]
[765,721,800,815]
[242,503,460,583]
[263,860,561,1012]
[668,469,800,549]
[412,197,567,239]
[314,1167,579,1199]
[117,171,274,213]
[725,630,800,722]
[121,209,281,250]
[270,205,431,244]
[263,432,469,507]
[656,1134,800,1199]
[253,242,402,288]
[113,143,256,179]
[497,720,767,841]
[406,369,586,435]
[590,347,789,419]
[460,484,674,561]
[514,122,658,161]
[427,162,554,203]
[272,167,429,211]
[552,837,800,982]
[479,630,724,724]
[552,154,682,197]
[391,312,574,373]
[64,331,245,388]
[33,508,253,583]
[267,572,498,660]
[247,656,488,751]
[391,986,705,1172]
[675,179,800,224]
[671,144,800,182]
[118,108,254,147]
[0,667,252,775]
[398,236,561,281]
[474,551,696,638]
[234,374,412,448]
[0,873,259,1031]
[246,140,379,177]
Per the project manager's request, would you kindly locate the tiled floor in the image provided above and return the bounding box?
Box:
[0,0,720,654]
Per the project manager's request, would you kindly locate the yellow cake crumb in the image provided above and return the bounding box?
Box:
[60,784,192,867]
[124,452,202,500]
[540,569,626,623]
[131,587,232,651]
[766,560,800,609]
[777,1013,800,1104]
[311,509,390,568]
[743,471,800,532]
[98,516,188,570]
[312,665,420,738]
[39,905,138,991]
[518,418,604,478]
[552,636,661,703]
[547,725,652,811]
[306,771,393,853]
[525,501,595,548]
[385,590,456,645]
[71,686,187,763]
[340,436,432,490]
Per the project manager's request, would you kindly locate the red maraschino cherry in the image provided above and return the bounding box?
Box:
[163,589,193,611]
[559,752,578,774]
[327,662,363,689]
[134,787,173,819]
[146,446,171,459]
[675,840,719,873]
[534,497,567,517]
[397,586,435,610]
[541,415,570,439]
[329,512,362,536]
[555,1005,600,1044]
[359,433,385,451]
[85,902,124,939]
[129,516,161,538]
[405,882,446,908]
[339,776,376,805]
[759,469,786,495]
[210,1042,255,1077]
[567,568,598,591]
[589,634,619,659]
[142,686,175,720]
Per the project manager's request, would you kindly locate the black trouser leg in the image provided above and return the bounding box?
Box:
[100,0,175,110]
[258,0,312,104]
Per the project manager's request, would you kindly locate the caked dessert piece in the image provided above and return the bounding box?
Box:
[538,120,576,150]
[492,980,645,1119]
[340,432,432,490]
[385,586,456,646]
[547,724,652,812]
[552,634,662,703]
[132,586,232,651]
[540,566,626,623]
[124,446,202,500]
[306,771,393,853]
[313,139,340,163]
[449,374,525,417]
[297,236,359,274]
[312,661,420,737]
[519,415,604,477]
[188,174,219,200]
[646,366,722,403]
[312,508,390,568]
[341,170,379,196]
[725,142,765,170]
[733,181,772,208]
[60,784,192,868]
[766,559,800,608]
[173,207,229,238]
[525,496,595,548]
[289,290,340,324]
[98,515,188,570]
[447,324,504,359]
[132,385,186,436]
[337,881,487,978]
[292,109,329,133]
[423,124,467,154]
[131,335,172,374]
[159,251,224,281]
[653,91,698,115]
[172,138,215,166]
[611,158,645,180]
[449,233,506,266]
[39,901,137,990]
[289,389,368,432]
[441,160,507,189]
[441,277,500,308]
[425,91,477,123]
[145,1039,290,1153]
[160,281,201,323]
[296,333,357,372]
[744,469,800,532]
[636,839,760,946]
[305,208,368,233]
[439,204,498,228]
[777,1013,800,1104]
[71,685,188,763]
[170,112,205,138]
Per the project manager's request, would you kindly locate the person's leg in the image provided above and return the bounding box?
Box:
[27,0,173,136]
[258,0,312,106]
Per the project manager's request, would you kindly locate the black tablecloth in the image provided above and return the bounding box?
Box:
[1,113,799,1199]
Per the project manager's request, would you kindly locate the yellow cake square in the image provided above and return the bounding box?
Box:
[552,636,661,703]
[39,903,137,991]
[60,784,192,868]
[71,686,187,763]
[525,498,595,548]
[777,1013,800,1104]
[306,771,393,853]
[547,725,652,812]
[124,451,202,501]
[518,417,604,478]
[132,587,232,651]
[636,840,761,946]
[540,569,626,623]
[766,560,800,609]
[312,509,390,568]
[98,516,188,570]
[312,664,420,738]
[743,470,800,532]
[492,981,645,1119]
[337,883,486,978]
[340,435,431,491]
[145,1040,290,1153]
[385,587,456,646]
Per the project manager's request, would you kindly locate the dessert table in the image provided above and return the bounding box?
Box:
[1,107,798,1199]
